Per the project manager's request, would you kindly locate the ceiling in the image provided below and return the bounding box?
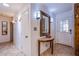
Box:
[31,3,73,17]
[43,3,73,15]
[0,3,73,17]
[0,3,26,17]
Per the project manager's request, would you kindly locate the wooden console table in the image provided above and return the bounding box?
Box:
[38,38,54,56]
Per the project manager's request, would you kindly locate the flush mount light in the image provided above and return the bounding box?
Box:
[3,3,10,7]
[49,9,56,12]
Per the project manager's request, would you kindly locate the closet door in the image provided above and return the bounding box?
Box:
[75,4,79,55]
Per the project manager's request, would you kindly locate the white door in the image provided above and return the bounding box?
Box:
[58,17,74,47]
[20,9,31,55]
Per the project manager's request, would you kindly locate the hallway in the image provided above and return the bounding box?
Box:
[0,42,25,56]
[41,43,74,56]
[0,3,75,56]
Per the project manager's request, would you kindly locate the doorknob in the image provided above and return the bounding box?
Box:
[69,29,72,34]
[25,36,28,38]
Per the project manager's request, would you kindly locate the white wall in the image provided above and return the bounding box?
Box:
[31,4,54,56]
[13,13,21,49]
[13,4,32,55]
[13,3,74,56]
[50,22,55,44]
[13,3,55,56]
[50,14,56,44]
[0,15,12,43]
[55,10,74,47]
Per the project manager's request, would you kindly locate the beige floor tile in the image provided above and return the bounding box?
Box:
[0,42,25,56]
[41,43,74,56]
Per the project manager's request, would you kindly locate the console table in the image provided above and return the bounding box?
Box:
[38,37,54,56]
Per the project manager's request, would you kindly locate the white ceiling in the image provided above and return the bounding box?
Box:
[43,3,73,15]
[0,3,73,17]
[0,3,26,17]
[31,3,73,17]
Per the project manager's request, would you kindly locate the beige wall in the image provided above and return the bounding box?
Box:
[0,15,12,43]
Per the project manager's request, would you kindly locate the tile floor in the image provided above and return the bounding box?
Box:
[0,42,25,56]
[0,42,75,56]
[41,43,75,56]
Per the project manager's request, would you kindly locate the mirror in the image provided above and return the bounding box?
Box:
[40,11,50,37]
[2,21,8,35]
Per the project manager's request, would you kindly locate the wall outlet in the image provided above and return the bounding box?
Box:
[45,43,48,47]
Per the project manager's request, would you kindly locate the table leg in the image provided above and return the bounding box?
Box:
[50,41,51,48]
[50,40,53,54]
[38,41,40,56]
[51,40,53,54]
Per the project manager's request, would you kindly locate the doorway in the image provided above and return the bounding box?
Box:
[10,22,13,43]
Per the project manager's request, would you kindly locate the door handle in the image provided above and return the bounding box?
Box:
[25,36,28,38]
[69,29,72,34]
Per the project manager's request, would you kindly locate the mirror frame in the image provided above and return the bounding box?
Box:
[40,10,50,37]
[2,21,8,35]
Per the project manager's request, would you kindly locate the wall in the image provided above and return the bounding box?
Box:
[13,4,32,56]
[31,4,54,56]
[55,10,74,47]
[50,14,56,44]
[0,15,12,43]
[13,4,74,56]
[13,16,22,49]
[13,3,54,56]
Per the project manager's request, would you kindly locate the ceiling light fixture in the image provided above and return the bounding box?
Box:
[3,3,10,7]
[49,9,56,12]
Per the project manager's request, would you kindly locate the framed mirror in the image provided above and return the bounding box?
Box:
[40,11,50,37]
[2,21,8,35]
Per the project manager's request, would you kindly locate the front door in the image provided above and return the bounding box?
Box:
[74,4,79,55]
[59,18,73,46]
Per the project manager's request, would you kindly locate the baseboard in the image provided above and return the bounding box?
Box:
[0,41,12,44]
[55,43,73,48]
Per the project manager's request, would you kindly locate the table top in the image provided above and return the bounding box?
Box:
[38,37,54,42]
